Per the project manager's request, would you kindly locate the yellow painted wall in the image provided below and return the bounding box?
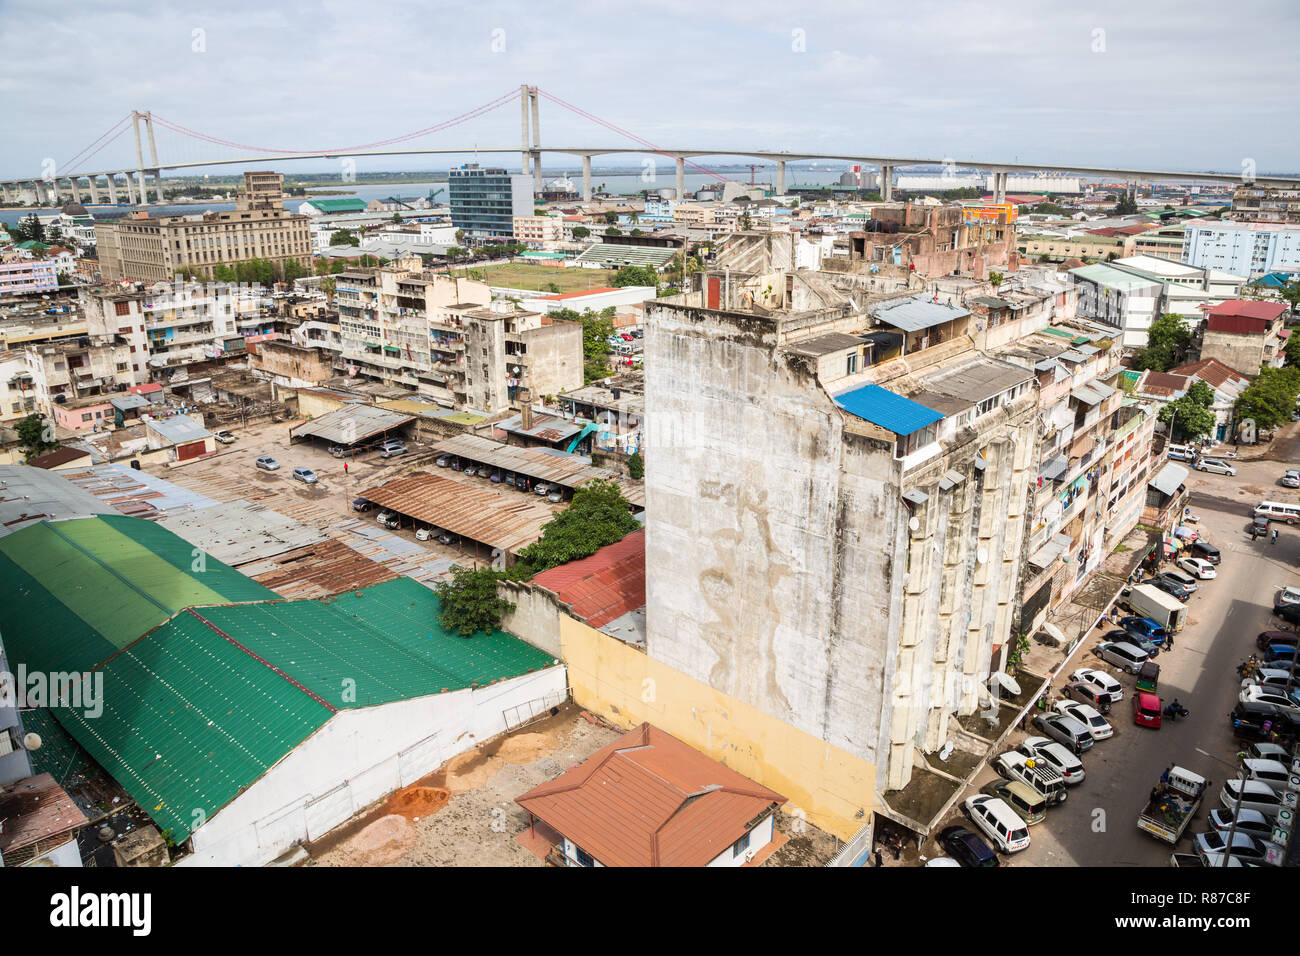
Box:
[296,390,346,420]
[558,614,877,841]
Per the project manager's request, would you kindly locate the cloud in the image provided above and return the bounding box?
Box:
[1,0,1297,178]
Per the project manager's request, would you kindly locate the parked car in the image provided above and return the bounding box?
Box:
[379,439,407,459]
[1245,742,1294,764]
[1240,685,1300,716]
[1230,701,1300,743]
[546,488,564,503]
[1068,667,1123,704]
[991,750,1069,805]
[1220,779,1285,819]
[1276,586,1300,610]
[1189,539,1221,564]
[1032,712,1094,753]
[533,481,551,496]
[1166,444,1195,462]
[435,454,452,468]
[1052,700,1113,740]
[375,510,395,525]
[1208,808,1277,840]
[1243,757,1295,792]
[1119,616,1169,644]
[351,497,371,512]
[436,531,458,546]
[1095,640,1150,674]
[1257,631,1299,652]
[1193,830,1277,865]
[1105,628,1160,658]
[962,795,1031,853]
[937,825,999,868]
[1176,557,1217,580]
[1151,576,1193,602]
[415,526,439,541]
[1157,569,1199,594]
[1274,603,1300,627]
[254,455,280,471]
[1019,737,1085,784]
[1133,691,1163,729]
[979,779,1047,825]
[1266,636,1300,658]
[214,429,236,445]
[292,467,318,484]
[1196,457,1237,476]
[1280,470,1300,489]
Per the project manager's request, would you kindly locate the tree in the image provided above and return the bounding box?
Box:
[602,212,618,225]
[571,226,591,239]
[1111,193,1138,216]
[1159,379,1216,441]
[612,265,658,289]
[13,214,44,243]
[557,306,615,383]
[510,480,639,579]
[16,414,58,457]
[1131,314,1190,372]
[627,450,644,480]
[988,272,1004,289]
[433,565,515,638]
[605,226,622,236]
[1279,280,1300,316]
[329,229,359,247]
[455,229,466,245]
[664,251,700,287]
[1235,366,1300,431]
[546,282,560,294]
[283,258,309,282]
[392,212,403,223]
[1285,332,1300,367]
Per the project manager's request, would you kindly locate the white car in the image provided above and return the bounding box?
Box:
[1243,757,1296,791]
[1175,556,1217,580]
[1280,470,1300,489]
[1094,640,1149,675]
[1193,830,1278,866]
[415,526,439,541]
[1277,586,1300,608]
[214,429,236,445]
[1068,667,1123,703]
[1239,684,1300,716]
[1018,736,1085,784]
[1195,457,1237,476]
[1221,779,1285,819]
[1208,808,1276,840]
[1052,700,1113,740]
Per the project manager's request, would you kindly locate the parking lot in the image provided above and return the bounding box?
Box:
[925,450,1300,867]
[149,417,562,568]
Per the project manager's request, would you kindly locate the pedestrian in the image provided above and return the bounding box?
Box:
[892,840,902,862]
[1272,528,1279,545]
[873,848,883,868]
[343,461,349,474]
[1165,632,1174,651]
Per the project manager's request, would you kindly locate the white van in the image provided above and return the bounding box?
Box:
[1167,444,1195,462]
[963,794,1031,852]
[1254,501,1300,525]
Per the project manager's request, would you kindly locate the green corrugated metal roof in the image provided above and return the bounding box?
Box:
[52,610,332,844]
[0,516,278,673]
[305,198,368,212]
[21,708,96,784]
[198,577,556,708]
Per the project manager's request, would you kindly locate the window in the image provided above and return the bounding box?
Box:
[732,830,751,858]
[846,352,858,375]
[81,413,92,422]
[574,845,594,868]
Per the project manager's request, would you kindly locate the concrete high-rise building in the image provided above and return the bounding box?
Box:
[95,172,312,282]
[448,165,534,240]
[1227,184,1300,224]
[1182,221,1300,278]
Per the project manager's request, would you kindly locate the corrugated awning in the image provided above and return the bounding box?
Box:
[1149,462,1189,497]
[1029,533,1072,570]
[1041,454,1069,481]
[902,489,930,506]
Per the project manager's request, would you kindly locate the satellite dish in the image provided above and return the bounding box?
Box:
[976,547,989,564]
[23,733,41,750]
[908,516,920,532]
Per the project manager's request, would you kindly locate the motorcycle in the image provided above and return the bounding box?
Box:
[1237,657,1260,679]
[1163,702,1190,721]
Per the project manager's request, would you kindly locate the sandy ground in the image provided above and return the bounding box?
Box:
[308,708,623,867]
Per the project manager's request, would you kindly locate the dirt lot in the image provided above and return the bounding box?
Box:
[448,263,618,294]
[307,707,622,867]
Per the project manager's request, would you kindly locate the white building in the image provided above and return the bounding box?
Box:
[1183,221,1300,278]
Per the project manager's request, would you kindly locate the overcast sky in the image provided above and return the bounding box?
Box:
[2,0,1298,180]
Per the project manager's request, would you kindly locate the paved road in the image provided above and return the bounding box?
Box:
[933,455,1300,867]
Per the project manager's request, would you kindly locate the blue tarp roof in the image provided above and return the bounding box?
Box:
[835,384,943,435]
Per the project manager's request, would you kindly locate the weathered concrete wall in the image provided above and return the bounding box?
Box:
[498,579,564,657]
[1200,331,1265,377]
[519,321,583,403]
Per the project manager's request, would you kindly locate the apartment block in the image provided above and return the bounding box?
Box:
[644,269,1041,806]
[448,165,533,240]
[0,259,58,295]
[95,172,312,282]
[333,263,582,412]
[1227,184,1300,224]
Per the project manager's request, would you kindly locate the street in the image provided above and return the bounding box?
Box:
[933,452,1300,867]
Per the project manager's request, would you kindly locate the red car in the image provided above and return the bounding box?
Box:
[1133,691,1163,728]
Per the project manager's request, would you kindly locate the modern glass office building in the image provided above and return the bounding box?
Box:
[448,165,534,240]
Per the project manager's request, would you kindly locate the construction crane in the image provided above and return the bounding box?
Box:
[745,164,761,185]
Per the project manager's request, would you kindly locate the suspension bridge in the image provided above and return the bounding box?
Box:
[5,85,1298,209]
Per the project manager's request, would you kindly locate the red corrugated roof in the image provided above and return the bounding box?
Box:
[1207,314,1270,335]
[1137,371,1189,397]
[1170,358,1249,389]
[1206,300,1287,322]
[532,528,644,627]
[516,722,786,867]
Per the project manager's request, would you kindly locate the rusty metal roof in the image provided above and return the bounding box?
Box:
[356,471,557,554]
[516,723,786,867]
[290,404,415,446]
[0,773,88,855]
[240,538,400,600]
[433,434,645,507]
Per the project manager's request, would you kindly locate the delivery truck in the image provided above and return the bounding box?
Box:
[1137,766,1207,843]
[1125,583,1188,632]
